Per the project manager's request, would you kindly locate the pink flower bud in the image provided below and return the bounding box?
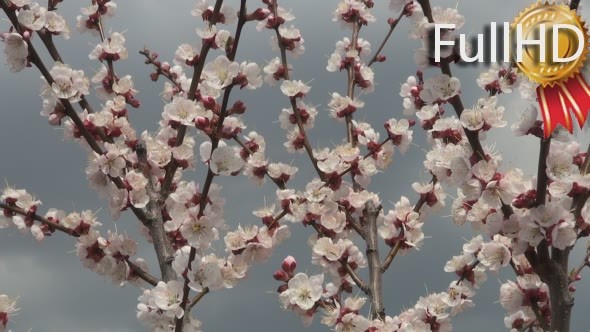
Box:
[273,269,289,281]
[195,117,210,130]
[248,8,270,21]
[230,100,246,115]
[387,18,397,26]
[281,256,296,273]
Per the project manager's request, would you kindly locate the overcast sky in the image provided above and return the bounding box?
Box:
[2,0,590,331]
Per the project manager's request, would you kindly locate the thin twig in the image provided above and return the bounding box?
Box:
[186,288,210,312]
[0,202,159,286]
[161,0,226,201]
[381,241,401,273]
[271,4,325,180]
[174,2,245,330]
[367,9,405,67]
[0,2,150,225]
[415,0,486,161]
[569,243,590,283]
[126,258,159,286]
[0,202,74,235]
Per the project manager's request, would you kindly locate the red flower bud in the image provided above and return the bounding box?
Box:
[230,100,247,115]
[273,270,289,281]
[281,256,297,273]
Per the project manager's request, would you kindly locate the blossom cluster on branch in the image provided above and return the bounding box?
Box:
[1,0,590,331]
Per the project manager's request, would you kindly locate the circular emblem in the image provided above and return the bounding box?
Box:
[512,2,589,87]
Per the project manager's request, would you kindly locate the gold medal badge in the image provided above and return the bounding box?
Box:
[513,2,590,137]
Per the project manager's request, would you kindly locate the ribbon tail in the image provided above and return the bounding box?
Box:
[560,74,590,129]
[537,85,574,138]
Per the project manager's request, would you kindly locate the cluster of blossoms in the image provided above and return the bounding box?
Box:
[2,0,590,331]
[136,280,206,332]
[267,0,460,330]
[274,0,589,330]
[0,187,149,287]
[1,0,70,72]
[499,259,551,330]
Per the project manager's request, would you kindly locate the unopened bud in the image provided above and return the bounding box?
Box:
[195,117,210,130]
[342,282,353,293]
[281,256,297,273]
[201,96,217,110]
[128,98,141,109]
[248,8,270,21]
[230,100,247,115]
[273,269,289,281]
[387,17,397,26]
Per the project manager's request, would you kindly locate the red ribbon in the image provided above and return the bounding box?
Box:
[536,74,590,138]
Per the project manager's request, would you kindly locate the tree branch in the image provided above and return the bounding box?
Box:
[364,200,385,319]
[174,2,253,330]
[535,138,551,207]
[381,241,400,273]
[415,0,486,161]
[0,202,159,286]
[186,288,209,312]
[136,140,176,282]
[160,0,226,201]
[367,9,405,67]
[126,258,159,286]
[0,1,151,226]
[271,2,325,180]
[569,242,590,283]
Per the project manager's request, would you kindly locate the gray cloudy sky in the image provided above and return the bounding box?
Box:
[2,0,590,331]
